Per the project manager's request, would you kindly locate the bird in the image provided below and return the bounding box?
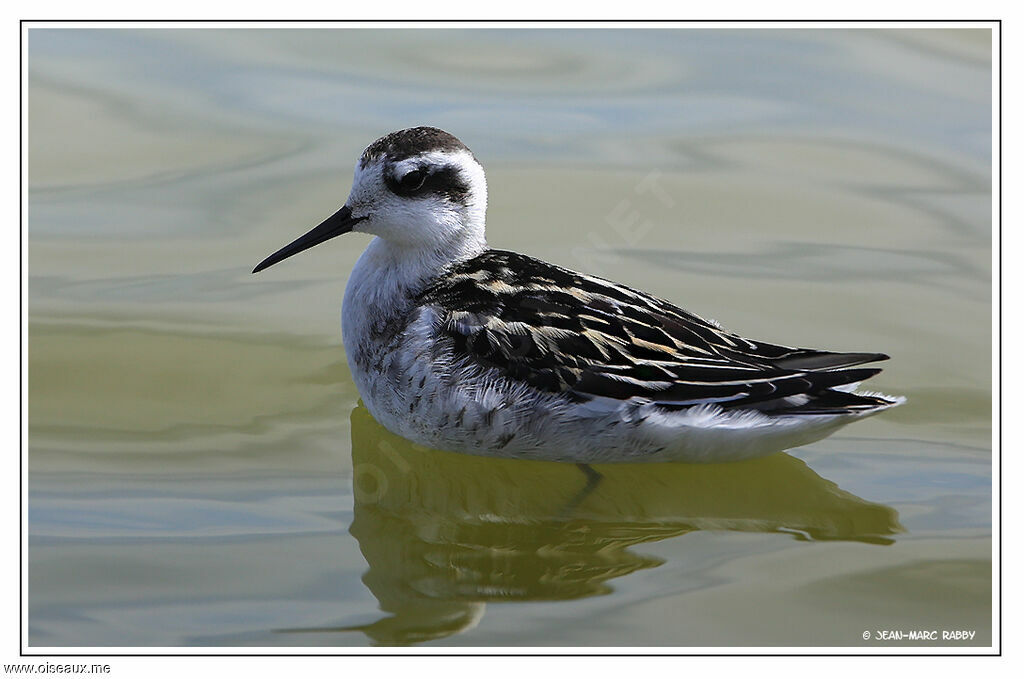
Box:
[253,126,904,464]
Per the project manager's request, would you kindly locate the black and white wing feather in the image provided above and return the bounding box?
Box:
[418,250,896,415]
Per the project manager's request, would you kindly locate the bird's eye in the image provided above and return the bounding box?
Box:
[397,169,426,193]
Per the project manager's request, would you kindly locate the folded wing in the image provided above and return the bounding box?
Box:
[419,250,896,415]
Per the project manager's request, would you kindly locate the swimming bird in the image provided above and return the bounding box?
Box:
[253,127,903,463]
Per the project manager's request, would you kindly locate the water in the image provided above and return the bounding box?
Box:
[27,27,993,648]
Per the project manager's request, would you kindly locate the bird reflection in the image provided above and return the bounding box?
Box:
[295,405,901,645]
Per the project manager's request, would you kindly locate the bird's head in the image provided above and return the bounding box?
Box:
[253,127,487,273]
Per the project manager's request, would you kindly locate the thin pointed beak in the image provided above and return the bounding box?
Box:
[252,205,366,273]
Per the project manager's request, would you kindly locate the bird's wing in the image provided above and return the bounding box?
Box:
[418,250,891,413]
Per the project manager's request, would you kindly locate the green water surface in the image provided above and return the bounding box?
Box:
[28,27,992,648]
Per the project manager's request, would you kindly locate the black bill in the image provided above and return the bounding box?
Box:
[252,205,366,273]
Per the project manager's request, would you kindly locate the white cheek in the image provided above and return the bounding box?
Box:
[342,151,486,249]
[369,196,458,245]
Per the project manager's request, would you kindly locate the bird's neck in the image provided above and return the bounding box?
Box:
[341,231,486,359]
[353,229,485,296]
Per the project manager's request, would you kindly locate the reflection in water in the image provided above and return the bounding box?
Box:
[287,406,900,646]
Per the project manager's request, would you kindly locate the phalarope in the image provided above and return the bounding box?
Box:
[253,127,903,463]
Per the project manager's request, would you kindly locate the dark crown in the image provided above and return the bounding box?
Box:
[360,127,472,166]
